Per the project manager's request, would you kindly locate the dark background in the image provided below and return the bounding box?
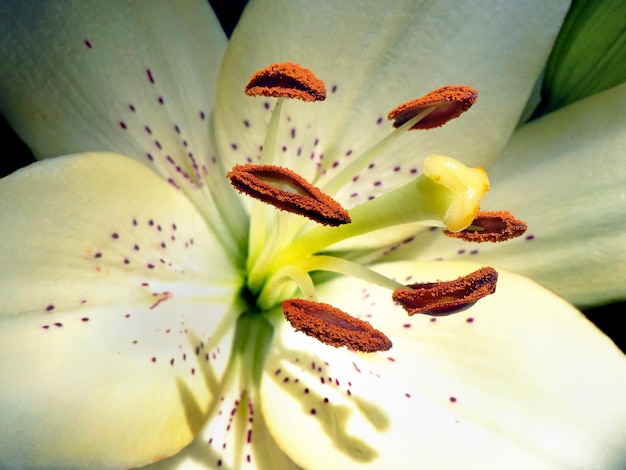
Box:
[1,0,623,353]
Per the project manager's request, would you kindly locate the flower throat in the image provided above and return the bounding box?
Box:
[227,62,526,353]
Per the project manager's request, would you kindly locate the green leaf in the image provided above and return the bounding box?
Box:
[538,0,626,115]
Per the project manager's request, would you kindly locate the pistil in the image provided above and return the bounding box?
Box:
[269,155,489,268]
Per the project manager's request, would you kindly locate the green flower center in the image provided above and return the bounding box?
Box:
[227,62,517,353]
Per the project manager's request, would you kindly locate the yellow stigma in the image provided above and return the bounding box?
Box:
[423,155,489,232]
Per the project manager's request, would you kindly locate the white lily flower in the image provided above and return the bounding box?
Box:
[0,1,625,469]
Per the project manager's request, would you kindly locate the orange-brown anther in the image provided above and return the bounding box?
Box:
[392,267,498,316]
[282,299,392,352]
[388,85,478,130]
[444,210,528,242]
[245,62,326,102]
[227,164,350,226]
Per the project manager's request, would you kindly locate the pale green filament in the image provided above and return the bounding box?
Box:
[248,97,285,272]
[320,106,435,195]
[257,264,317,309]
[257,255,404,310]
[248,209,291,292]
[299,255,405,290]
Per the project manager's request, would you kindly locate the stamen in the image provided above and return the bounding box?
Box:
[392,267,498,316]
[282,299,392,352]
[245,62,326,102]
[388,85,478,130]
[227,164,350,226]
[444,210,527,242]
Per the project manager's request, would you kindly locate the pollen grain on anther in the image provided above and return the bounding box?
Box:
[282,299,392,352]
[245,62,326,102]
[444,210,527,242]
[388,85,478,130]
[227,163,350,226]
[392,266,498,316]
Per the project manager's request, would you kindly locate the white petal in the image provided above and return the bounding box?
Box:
[214,0,569,207]
[0,1,247,244]
[261,261,626,469]
[0,153,242,468]
[389,83,626,307]
[145,316,300,470]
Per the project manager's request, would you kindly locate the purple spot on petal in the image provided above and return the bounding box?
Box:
[84,39,93,49]
[147,69,155,83]
[46,305,55,312]
[119,122,127,130]
[526,234,535,241]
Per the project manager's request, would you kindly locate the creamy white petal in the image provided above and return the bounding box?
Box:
[214,0,569,208]
[0,1,248,249]
[0,153,242,468]
[144,314,299,470]
[261,261,626,469]
[388,83,626,307]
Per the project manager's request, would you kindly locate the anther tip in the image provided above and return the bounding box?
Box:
[283,299,392,352]
[245,62,326,102]
[388,85,478,130]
